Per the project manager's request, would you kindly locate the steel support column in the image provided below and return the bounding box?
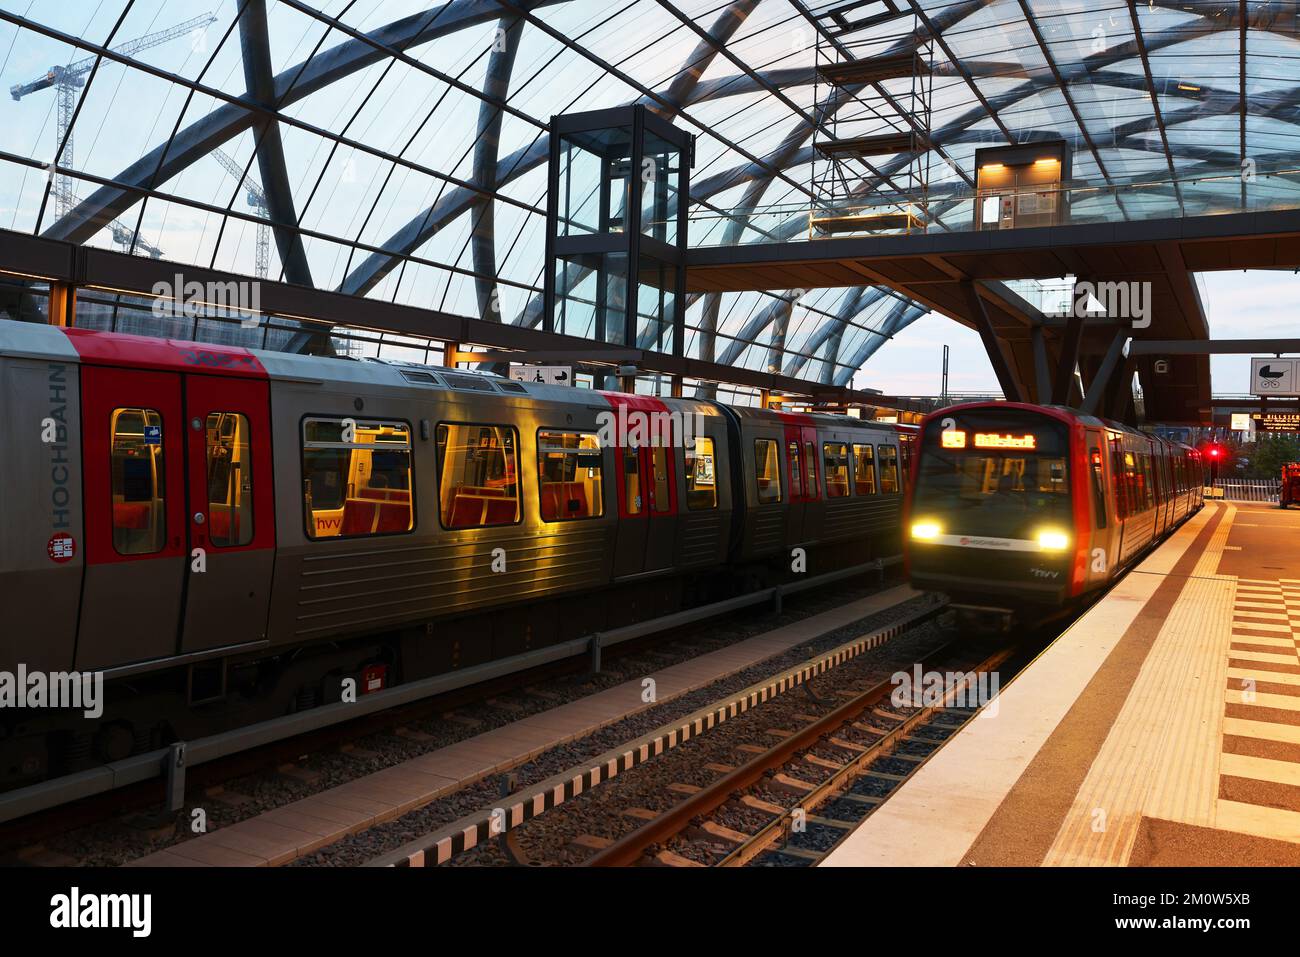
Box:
[961,281,1024,403]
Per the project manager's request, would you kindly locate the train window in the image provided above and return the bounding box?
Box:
[1088,444,1107,529]
[649,446,672,514]
[853,444,876,495]
[436,423,520,528]
[685,436,718,510]
[877,445,900,494]
[303,418,413,538]
[805,442,818,498]
[788,442,803,499]
[110,407,167,555]
[623,447,643,515]
[537,430,603,521]
[1141,454,1156,510]
[912,412,1071,540]
[823,444,850,498]
[755,439,782,504]
[206,412,254,547]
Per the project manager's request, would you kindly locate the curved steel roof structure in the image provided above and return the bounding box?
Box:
[0,0,1292,391]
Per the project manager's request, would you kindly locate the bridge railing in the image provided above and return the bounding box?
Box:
[686,165,1300,247]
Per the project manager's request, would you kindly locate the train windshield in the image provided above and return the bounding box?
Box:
[912,411,1071,540]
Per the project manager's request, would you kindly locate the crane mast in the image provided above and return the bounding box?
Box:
[11,12,217,244]
[211,147,270,279]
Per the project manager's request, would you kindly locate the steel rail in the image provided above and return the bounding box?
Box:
[585,641,1011,867]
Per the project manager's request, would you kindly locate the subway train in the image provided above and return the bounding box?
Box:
[905,402,1204,626]
[0,320,910,787]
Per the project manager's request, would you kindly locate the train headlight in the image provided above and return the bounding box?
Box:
[1036,528,1070,551]
[911,522,941,541]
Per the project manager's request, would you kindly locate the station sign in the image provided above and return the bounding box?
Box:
[1251,411,1300,433]
[1250,358,1298,396]
[510,364,573,386]
[1230,412,1252,432]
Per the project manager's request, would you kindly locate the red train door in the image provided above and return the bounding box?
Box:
[180,375,275,653]
[77,366,188,670]
[609,395,677,578]
[77,367,275,670]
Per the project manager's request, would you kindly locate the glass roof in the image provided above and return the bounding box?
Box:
[0,0,1293,391]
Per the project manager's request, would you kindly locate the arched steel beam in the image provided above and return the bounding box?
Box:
[471,15,523,324]
[238,0,312,287]
[833,301,928,387]
[43,0,566,245]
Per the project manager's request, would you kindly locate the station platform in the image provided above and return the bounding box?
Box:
[822,500,1300,867]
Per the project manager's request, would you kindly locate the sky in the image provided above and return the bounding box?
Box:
[854,270,1300,398]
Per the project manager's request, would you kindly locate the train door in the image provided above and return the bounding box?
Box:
[783,425,807,545]
[180,375,275,653]
[610,396,677,578]
[798,426,823,542]
[613,441,648,578]
[642,440,677,572]
[77,366,188,670]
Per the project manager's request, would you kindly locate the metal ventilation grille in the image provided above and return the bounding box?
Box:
[400,369,441,385]
[497,380,528,394]
[439,371,498,393]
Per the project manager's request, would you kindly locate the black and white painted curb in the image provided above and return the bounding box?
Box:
[374,596,947,867]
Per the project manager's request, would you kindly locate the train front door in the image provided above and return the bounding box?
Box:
[179,374,275,654]
[77,366,188,670]
[77,366,275,670]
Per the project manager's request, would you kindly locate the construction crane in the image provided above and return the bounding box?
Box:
[211,147,270,278]
[11,11,217,252]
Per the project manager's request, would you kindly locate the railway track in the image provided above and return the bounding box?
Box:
[585,641,1019,868]
[362,597,958,868]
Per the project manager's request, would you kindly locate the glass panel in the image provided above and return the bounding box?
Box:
[650,446,671,514]
[303,418,413,538]
[110,407,166,555]
[538,430,603,521]
[755,438,781,504]
[436,424,519,529]
[853,443,876,495]
[636,256,675,354]
[555,251,628,346]
[824,443,849,498]
[685,436,717,510]
[623,447,643,515]
[641,132,680,244]
[805,441,817,497]
[558,127,633,236]
[206,412,253,547]
[878,445,899,494]
[788,441,803,499]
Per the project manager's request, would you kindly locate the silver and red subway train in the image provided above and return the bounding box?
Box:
[905,402,1204,625]
[0,319,912,788]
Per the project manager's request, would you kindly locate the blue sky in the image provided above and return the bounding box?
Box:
[855,271,1300,398]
